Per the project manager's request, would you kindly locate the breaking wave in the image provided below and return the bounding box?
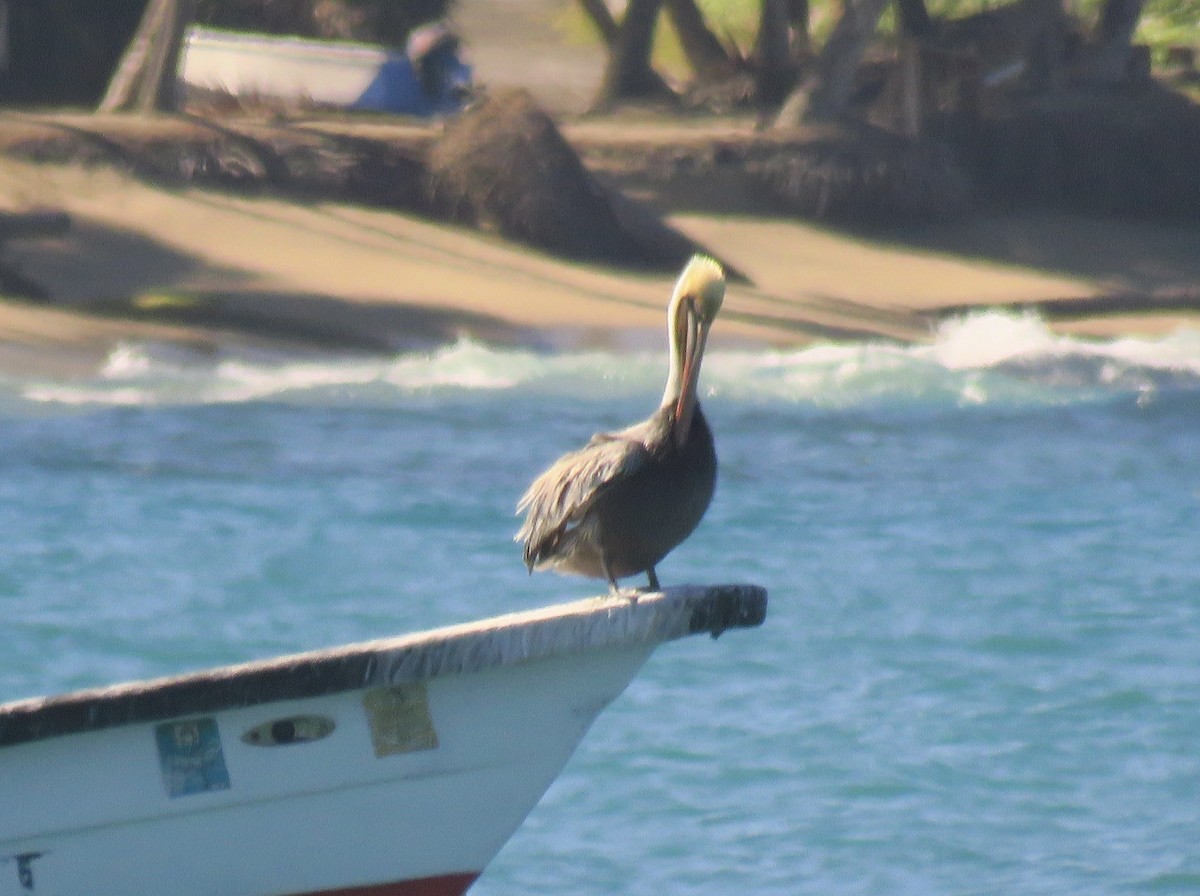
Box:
[6,312,1200,411]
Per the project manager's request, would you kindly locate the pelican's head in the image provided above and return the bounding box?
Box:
[677,253,725,314]
[664,255,725,444]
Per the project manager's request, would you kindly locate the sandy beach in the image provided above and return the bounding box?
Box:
[3,149,1199,377]
[1,0,1199,374]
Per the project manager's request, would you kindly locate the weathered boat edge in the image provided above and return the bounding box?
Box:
[0,584,766,749]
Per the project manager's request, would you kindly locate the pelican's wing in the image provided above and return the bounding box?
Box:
[515,432,651,568]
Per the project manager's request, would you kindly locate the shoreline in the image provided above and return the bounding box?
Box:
[2,153,1199,379]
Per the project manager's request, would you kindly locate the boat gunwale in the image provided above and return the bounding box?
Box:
[185,25,407,63]
[0,584,766,749]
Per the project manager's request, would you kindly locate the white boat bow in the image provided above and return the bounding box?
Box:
[0,584,766,896]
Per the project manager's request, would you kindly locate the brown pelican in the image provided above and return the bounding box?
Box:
[516,255,725,593]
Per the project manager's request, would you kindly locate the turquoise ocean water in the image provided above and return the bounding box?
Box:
[3,311,1200,894]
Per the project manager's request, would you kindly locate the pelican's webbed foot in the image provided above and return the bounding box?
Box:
[601,556,644,602]
[606,582,640,603]
[603,581,642,603]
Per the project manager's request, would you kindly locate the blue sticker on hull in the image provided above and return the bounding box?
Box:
[155,718,231,797]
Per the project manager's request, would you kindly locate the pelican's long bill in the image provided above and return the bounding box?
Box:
[668,255,725,447]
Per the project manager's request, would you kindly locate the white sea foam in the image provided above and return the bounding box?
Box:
[21,385,157,407]
[382,339,541,391]
[11,314,1200,410]
[100,343,156,378]
[928,311,1060,370]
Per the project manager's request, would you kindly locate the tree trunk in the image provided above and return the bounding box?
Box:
[898,38,921,136]
[593,0,674,108]
[1097,0,1142,44]
[99,0,197,112]
[577,0,620,48]
[755,0,808,104]
[785,0,811,48]
[1095,0,1144,77]
[773,0,890,126]
[664,0,734,79]
[1078,0,1143,83]
[894,0,934,133]
[895,0,935,38]
[0,0,10,76]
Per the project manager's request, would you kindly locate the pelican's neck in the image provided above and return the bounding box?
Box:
[660,295,686,411]
[661,293,706,447]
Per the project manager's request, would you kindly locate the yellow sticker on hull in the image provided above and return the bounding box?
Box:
[362,684,439,757]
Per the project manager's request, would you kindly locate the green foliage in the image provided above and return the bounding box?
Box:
[1138,1,1200,52]
[686,0,761,41]
[559,0,1197,77]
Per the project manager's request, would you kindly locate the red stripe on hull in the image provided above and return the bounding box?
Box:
[295,872,480,896]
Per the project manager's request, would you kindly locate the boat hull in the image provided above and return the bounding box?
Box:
[0,585,767,896]
[0,644,652,895]
[178,26,469,116]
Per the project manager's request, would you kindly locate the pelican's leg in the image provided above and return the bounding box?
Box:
[602,555,639,602]
[601,555,622,596]
[646,567,661,591]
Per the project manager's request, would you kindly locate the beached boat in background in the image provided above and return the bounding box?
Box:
[179,23,472,116]
[0,584,766,896]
